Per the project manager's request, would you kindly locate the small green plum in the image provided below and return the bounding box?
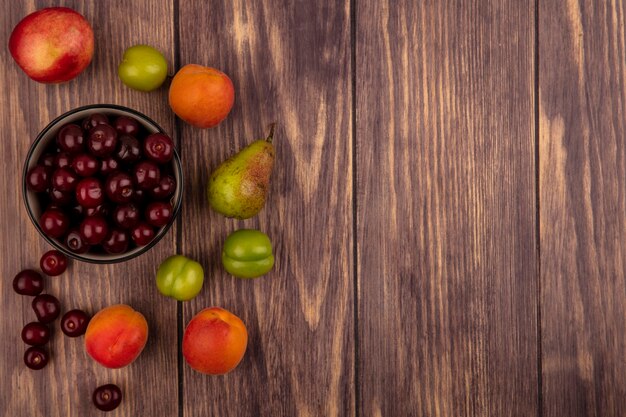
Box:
[118,45,168,92]
[222,229,274,279]
[156,255,204,301]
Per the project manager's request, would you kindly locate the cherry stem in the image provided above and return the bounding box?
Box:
[266,123,276,143]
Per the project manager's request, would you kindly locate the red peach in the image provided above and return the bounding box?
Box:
[85,304,148,369]
[9,7,94,83]
[182,307,248,375]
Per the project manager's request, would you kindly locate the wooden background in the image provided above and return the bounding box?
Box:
[1,1,625,416]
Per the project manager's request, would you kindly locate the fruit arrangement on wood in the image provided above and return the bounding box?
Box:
[9,5,278,413]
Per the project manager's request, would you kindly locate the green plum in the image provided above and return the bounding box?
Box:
[156,255,204,301]
[222,229,274,279]
[118,45,168,92]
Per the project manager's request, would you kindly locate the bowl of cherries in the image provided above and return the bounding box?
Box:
[22,104,183,263]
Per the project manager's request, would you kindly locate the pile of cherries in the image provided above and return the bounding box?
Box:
[13,250,122,411]
[13,250,89,369]
[26,113,176,256]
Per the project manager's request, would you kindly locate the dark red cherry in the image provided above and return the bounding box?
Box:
[66,229,90,254]
[85,203,110,218]
[145,202,173,227]
[93,384,122,411]
[100,157,119,176]
[82,113,109,131]
[40,208,69,238]
[105,172,134,203]
[26,165,51,192]
[102,229,129,254]
[113,204,140,229]
[55,152,72,169]
[48,188,74,206]
[79,216,109,245]
[56,124,84,154]
[61,309,90,337]
[143,133,174,164]
[88,124,118,157]
[40,250,68,276]
[24,346,49,370]
[13,270,44,296]
[113,116,140,136]
[133,161,160,190]
[32,294,61,323]
[71,154,99,177]
[150,175,176,200]
[51,168,78,192]
[21,322,50,345]
[131,223,155,246]
[115,135,141,164]
[39,153,56,168]
[75,178,104,208]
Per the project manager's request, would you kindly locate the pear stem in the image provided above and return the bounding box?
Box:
[266,123,276,143]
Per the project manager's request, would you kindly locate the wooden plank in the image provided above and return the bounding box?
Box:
[177,1,353,416]
[356,1,538,415]
[539,1,626,416]
[0,2,177,416]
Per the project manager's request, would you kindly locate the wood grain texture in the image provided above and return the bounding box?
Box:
[356,1,538,416]
[5,0,626,415]
[540,1,626,416]
[0,1,178,416]
[177,1,353,416]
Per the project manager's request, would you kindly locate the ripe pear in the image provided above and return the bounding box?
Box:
[207,124,276,219]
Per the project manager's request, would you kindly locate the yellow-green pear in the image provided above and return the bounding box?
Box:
[207,124,275,219]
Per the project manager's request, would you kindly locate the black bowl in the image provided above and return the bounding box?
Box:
[22,104,183,264]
